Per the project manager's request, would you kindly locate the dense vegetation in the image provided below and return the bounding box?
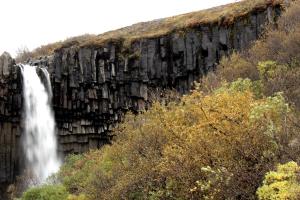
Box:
[19,1,300,199]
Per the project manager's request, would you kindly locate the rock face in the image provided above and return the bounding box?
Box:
[0,4,282,197]
[0,52,22,200]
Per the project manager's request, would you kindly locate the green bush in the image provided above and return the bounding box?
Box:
[21,185,69,200]
[257,162,300,200]
[59,152,101,195]
[214,78,263,98]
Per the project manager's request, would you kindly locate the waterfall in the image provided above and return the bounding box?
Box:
[20,64,61,185]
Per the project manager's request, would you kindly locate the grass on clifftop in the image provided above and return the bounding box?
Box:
[17,0,286,62]
[81,0,284,46]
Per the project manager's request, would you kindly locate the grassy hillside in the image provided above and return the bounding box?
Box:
[16,0,286,62]
[16,1,300,200]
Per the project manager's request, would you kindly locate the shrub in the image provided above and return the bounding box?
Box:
[245,1,300,66]
[219,51,259,82]
[59,153,95,194]
[214,1,300,111]
[256,60,300,109]
[214,78,263,98]
[67,194,90,200]
[21,185,69,200]
[257,162,300,200]
[59,79,300,199]
[56,1,300,199]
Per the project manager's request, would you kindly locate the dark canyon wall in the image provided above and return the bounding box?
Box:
[0,4,282,197]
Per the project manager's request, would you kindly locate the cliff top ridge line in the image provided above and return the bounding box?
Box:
[18,0,287,61]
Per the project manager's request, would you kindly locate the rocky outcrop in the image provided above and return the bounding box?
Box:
[0,53,22,200]
[46,5,281,154]
[0,3,283,197]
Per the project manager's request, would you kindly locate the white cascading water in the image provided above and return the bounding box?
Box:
[20,64,61,185]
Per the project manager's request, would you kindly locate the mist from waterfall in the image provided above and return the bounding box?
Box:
[20,64,61,185]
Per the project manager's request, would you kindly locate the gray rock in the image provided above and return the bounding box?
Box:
[0,52,13,78]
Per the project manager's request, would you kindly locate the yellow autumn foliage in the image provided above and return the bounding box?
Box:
[257,162,300,200]
[57,4,300,199]
[59,79,298,200]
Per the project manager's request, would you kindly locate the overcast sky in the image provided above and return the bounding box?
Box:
[0,0,239,57]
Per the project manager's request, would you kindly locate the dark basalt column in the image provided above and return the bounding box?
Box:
[0,4,282,198]
[0,52,22,200]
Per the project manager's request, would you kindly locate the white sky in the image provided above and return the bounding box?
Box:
[0,0,239,57]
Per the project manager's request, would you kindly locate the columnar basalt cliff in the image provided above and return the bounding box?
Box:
[49,5,281,154]
[0,2,284,197]
[0,53,22,198]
